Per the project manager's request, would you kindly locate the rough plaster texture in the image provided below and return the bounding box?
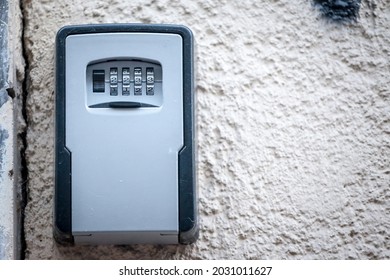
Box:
[22,0,389,259]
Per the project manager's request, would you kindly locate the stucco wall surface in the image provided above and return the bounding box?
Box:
[22,0,389,259]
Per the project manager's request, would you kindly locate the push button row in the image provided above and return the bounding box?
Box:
[92,67,155,96]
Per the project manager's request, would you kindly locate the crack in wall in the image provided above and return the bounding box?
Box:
[18,0,29,260]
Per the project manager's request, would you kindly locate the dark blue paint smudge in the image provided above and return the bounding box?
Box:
[0,127,9,174]
[0,127,9,149]
[314,0,361,22]
[1,0,10,108]
[0,90,9,108]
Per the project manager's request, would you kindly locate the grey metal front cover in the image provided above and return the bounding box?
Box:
[65,33,183,244]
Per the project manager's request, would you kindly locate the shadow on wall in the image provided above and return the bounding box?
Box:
[313,0,362,22]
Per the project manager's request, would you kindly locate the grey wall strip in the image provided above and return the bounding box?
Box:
[0,0,9,107]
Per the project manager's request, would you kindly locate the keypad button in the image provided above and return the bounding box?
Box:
[110,68,118,96]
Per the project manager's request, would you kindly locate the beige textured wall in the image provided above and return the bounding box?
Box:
[22,0,389,259]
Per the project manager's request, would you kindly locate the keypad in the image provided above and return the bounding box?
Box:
[92,66,156,96]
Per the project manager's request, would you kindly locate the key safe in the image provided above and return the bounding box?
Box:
[54,24,197,245]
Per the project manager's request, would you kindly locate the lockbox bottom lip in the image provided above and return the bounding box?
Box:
[54,221,199,245]
[73,231,179,245]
